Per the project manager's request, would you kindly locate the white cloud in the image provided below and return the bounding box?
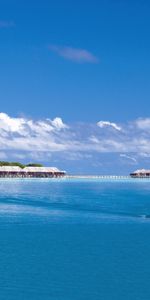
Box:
[135,118,150,130]
[138,152,150,158]
[26,120,53,136]
[49,45,99,63]
[89,136,100,144]
[0,113,150,166]
[0,113,68,137]
[120,154,137,163]
[64,152,93,161]
[50,117,69,130]
[0,112,26,134]
[0,113,69,152]
[97,121,122,131]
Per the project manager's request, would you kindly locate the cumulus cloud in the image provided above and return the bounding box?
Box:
[0,113,69,152]
[0,113,150,167]
[97,121,122,131]
[0,113,26,134]
[50,117,69,130]
[0,113,68,137]
[49,45,99,63]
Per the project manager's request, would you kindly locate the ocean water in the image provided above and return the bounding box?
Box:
[0,179,150,299]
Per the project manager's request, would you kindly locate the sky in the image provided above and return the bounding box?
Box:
[0,0,150,174]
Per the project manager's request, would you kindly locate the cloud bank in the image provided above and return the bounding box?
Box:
[135,118,150,130]
[0,113,150,173]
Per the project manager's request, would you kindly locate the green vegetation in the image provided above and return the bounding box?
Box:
[0,161,43,168]
[26,163,43,167]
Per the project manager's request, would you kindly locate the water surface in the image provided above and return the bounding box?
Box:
[0,178,150,299]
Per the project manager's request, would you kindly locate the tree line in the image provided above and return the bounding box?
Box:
[0,162,43,168]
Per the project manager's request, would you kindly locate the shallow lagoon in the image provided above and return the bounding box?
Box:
[0,178,150,299]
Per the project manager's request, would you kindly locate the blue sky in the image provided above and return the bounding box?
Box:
[0,0,150,174]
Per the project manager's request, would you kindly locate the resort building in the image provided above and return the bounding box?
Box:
[130,169,150,178]
[0,166,66,178]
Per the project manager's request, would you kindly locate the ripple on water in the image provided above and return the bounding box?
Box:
[0,179,149,224]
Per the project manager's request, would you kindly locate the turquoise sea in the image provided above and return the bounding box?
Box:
[0,178,150,299]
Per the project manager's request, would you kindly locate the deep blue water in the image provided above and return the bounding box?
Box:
[0,178,150,299]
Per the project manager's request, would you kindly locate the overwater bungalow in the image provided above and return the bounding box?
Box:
[0,166,66,178]
[130,169,150,178]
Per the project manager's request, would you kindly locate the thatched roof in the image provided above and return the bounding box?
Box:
[23,167,61,173]
[0,166,65,173]
[132,169,150,174]
[0,166,21,172]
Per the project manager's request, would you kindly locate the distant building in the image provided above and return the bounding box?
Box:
[0,166,66,178]
[130,169,150,178]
